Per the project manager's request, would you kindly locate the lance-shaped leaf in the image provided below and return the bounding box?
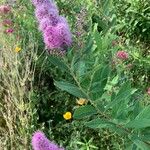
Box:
[85,118,114,129]
[54,81,87,98]
[90,65,110,100]
[135,106,150,120]
[48,55,68,72]
[73,105,97,119]
[125,119,150,129]
[125,106,150,129]
[106,82,132,109]
[132,140,150,150]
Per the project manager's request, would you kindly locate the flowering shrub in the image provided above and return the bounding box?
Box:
[48,26,150,149]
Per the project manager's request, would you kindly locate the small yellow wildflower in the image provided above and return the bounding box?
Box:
[76,98,88,105]
[63,112,72,120]
[15,46,21,52]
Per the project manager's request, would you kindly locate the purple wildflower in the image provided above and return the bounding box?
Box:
[31,0,72,52]
[32,131,64,150]
[32,0,49,6]
[32,0,57,9]
[58,16,69,26]
[44,22,72,50]
[39,18,52,31]
[35,5,59,21]
[39,16,68,31]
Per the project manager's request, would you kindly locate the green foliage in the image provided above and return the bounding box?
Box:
[1,0,150,149]
[54,81,87,98]
[51,24,150,149]
[73,105,97,119]
[114,0,150,44]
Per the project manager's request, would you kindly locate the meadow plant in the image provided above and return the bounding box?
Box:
[0,3,40,149]
[49,27,150,149]
[32,0,72,53]
[2,19,13,26]
[0,5,11,14]
[32,131,64,150]
[4,28,14,33]
[32,0,57,8]
[1,0,150,149]
[0,4,14,34]
[75,8,87,48]
[116,50,128,60]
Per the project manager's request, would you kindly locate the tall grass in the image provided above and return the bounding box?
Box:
[0,30,41,149]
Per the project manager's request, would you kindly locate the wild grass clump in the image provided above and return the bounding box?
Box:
[0,29,41,149]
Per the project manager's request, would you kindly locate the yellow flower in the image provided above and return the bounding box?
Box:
[76,98,88,105]
[63,112,72,120]
[15,46,21,52]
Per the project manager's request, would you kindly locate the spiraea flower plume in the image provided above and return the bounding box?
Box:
[32,0,72,54]
[32,131,65,150]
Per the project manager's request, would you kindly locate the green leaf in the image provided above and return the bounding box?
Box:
[93,24,102,50]
[106,82,132,109]
[103,0,112,15]
[90,66,110,93]
[92,65,110,84]
[48,56,68,72]
[76,61,86,78]
[136,106,150,120]
[111,75,119,85]
[54,81,86,98]
[125,119,150,129]
[85,118,114,129]
[73,105,97,119]
[133,140,150,150]
[90,65,110,100]
[83,34,94,53]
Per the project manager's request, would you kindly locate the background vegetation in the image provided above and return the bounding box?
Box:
[0,0,150,149]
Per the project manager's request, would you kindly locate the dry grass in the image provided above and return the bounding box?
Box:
[0,31,40,149]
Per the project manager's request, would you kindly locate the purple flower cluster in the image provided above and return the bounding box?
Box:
[32,131,65,150]
[32,0,72,53]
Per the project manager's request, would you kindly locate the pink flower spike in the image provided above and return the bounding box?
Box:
[0,5,11,14]
[2,19,13,26]
[5,28,14,33]
[116,51,129,60]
